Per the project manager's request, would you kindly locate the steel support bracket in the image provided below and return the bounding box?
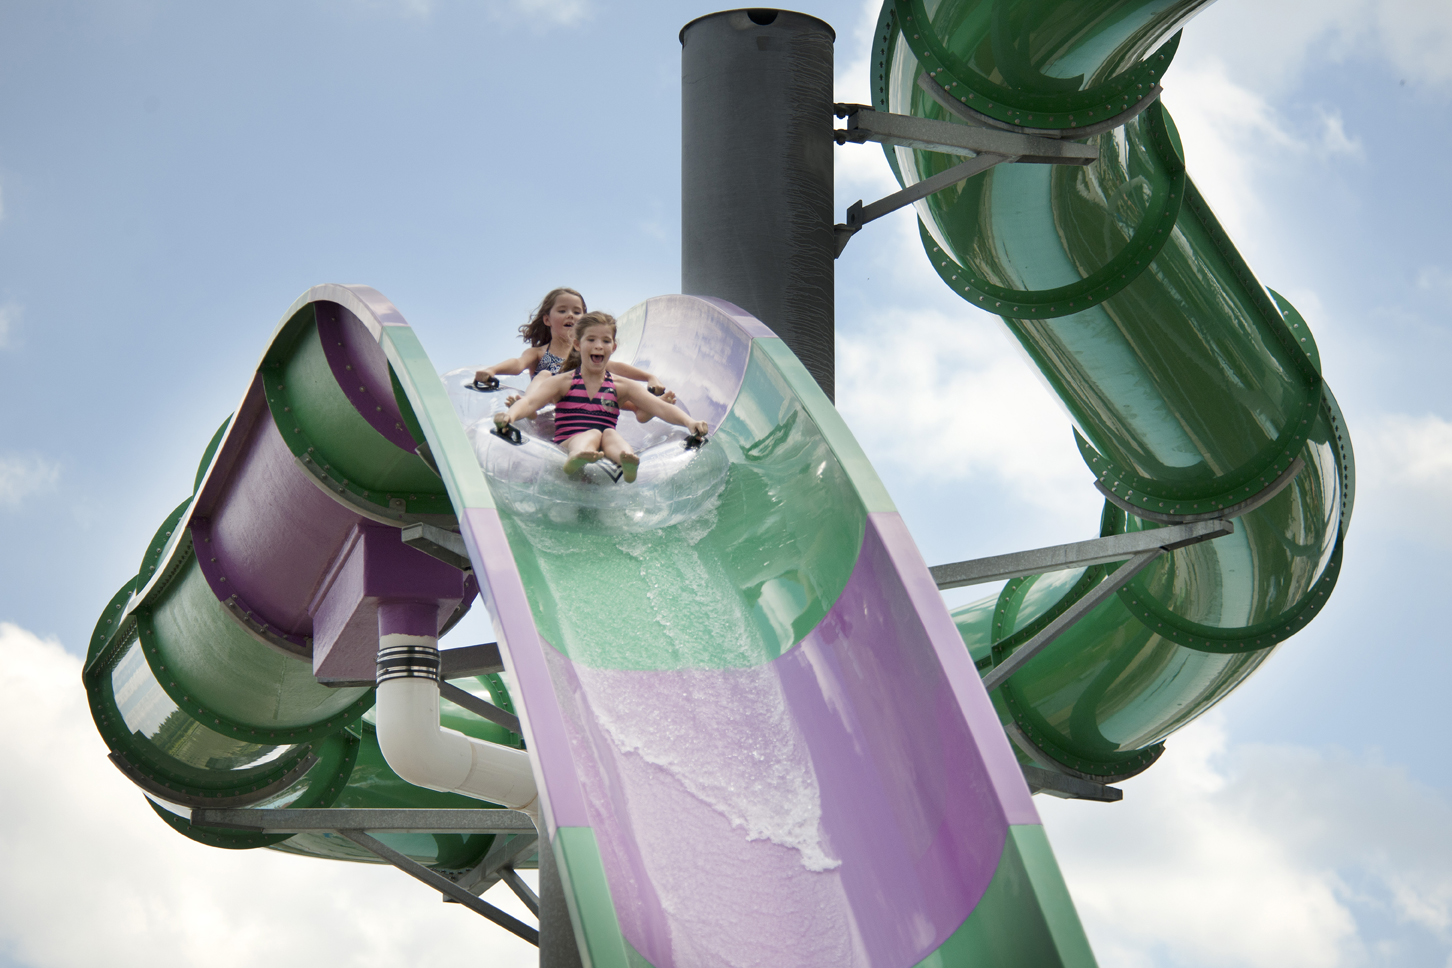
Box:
[931,518,1236,692]
[191,808,541,945]
[930,519,1234,590]
[401,521,473,571]
[439,641,506,679]
[832,101,1098,257]
[1021,764,1122,802]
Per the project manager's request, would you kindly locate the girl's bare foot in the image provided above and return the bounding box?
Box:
[563,450,602,475]
[620,452,640,483]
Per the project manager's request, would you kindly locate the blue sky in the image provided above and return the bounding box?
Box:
[1,0,1450,965]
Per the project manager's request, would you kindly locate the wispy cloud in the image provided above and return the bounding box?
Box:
[1353,410,1452,545]
[837,305,1098,522]
[0,623,541,968]
[1317,107,1363,158]
[1415,266,1452,294]
[0,302,20,350]
[507,0,589,28]
[0,453,59,508]
[351,0,590,26]
[1043,714,1452,966]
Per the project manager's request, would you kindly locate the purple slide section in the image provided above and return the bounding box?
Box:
[461,505,594,830]
[317,301,419,453]
[192,375,359,647]
[525,513,1038,967]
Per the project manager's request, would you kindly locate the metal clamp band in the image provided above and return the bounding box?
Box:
[377,644,441,683]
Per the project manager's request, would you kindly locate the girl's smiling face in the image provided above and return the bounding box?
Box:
[546,292,586,342]
[575,324,616,372]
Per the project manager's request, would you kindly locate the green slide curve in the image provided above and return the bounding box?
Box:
[871,0,1353,781]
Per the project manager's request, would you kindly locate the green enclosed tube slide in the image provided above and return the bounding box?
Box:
[871,0,1353,781]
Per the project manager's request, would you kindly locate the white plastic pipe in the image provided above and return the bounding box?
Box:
[374,632,539,821]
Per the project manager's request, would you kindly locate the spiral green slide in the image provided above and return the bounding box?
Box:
[871,0,1352,783]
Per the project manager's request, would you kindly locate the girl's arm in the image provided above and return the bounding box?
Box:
[476,347,543,382]
[498,371,570,424]
[615,380,708,436]
[607,361,671,399]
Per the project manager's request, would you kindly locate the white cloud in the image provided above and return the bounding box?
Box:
[351,0,590,26]
[1352,410,1452,544]
[0,454,59,508]
[0,623,539,968]
[1416,267,1452,294]
[1172,0,1452,95]
[1042,714,1452,967]
[506,0,589,28]
[836,304,1098,521]
[1317,107,1364,158]
[0,303,18,350]
[1373,0,1452,87]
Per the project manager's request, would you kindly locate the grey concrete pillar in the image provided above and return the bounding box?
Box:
[681,9,836,399]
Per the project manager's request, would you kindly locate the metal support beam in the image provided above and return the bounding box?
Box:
[500,866,541,916]
[838,107,1099,165]
[338,829,539,946]
[440,641,505,679]
[930,519,1234,589]
[1022,764,1122,802]
[401,522,473,571]
[190,808,541,944]
[189,807,535,833]
[439,680,523,735]
[980,548,1163,692]
[538,836,585,968]
[832,103,1096,256]
[834,151,1010,256]
[452,830,540,898]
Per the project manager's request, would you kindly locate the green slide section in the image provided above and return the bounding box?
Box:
[500,338,869,672]
[874,0,1354,780]
[83,299,525,872]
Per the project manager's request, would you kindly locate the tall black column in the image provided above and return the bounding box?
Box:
[538,839,583,968]
[681,9,836,399]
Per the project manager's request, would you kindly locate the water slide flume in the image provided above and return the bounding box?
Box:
[86,287,1095,965]
[867,0,1353,787]
[82,2,1357,962]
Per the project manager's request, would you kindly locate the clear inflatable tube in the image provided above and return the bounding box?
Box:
[443,368,731,532]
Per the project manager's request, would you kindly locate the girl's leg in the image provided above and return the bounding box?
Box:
[561,431,603,475]
[600,429,639,483]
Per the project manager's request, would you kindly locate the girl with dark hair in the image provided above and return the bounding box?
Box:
[494,313,706,483]
[475,288,669,395]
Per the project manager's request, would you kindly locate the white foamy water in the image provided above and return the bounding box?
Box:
[577,663,840,874]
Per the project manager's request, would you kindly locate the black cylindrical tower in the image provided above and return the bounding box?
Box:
[681,9,836,399]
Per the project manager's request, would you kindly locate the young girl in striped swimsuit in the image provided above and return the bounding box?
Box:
[494,312,707,482]
[474,288,670,395]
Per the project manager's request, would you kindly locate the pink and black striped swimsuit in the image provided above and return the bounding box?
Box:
[553,369,620,443]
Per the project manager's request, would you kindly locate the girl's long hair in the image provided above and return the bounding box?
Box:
[562,312,618,373]
[520,287,586,347]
